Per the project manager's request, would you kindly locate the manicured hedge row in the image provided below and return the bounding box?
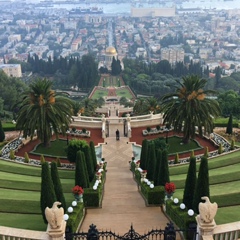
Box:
[66,202,84,233]
[133,168,165,205]
[214,123,239,128]
[211,193,240,207]
[165,200,196,240]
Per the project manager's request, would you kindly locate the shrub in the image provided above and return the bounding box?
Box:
[156,125,160,131]
[82,128,87,133]
[204,146,209,158]
[174,153,179,164]
[231,139,235,150]
[56,157,61,167]
[72,127,76,132]
[147,126,151,132]
[9,149,15,160]
[40,155,45,164]
[218,143,223,154]
[24,152,30,163]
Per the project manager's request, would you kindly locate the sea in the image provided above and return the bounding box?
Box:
[2,0,240,15]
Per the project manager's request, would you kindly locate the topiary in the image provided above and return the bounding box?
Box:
[147,126,151,132]
[82,128,87,133]
[9,149,15,160]
[24,152,29,163]
[156,125,160,131]
[204,146,209,158]
[218,143,223,154]
[190,150,195,158]
[56,157,61,167]
[174,153,179,164]
[40,154,46,164]
[231,139,235,150]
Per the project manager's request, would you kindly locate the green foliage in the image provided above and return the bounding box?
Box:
[89,141,97,171]
[162,75,220,143]
[231,139,235,150]
[66,139,88,163]
[166,200,196,240]
[158,150,170,186]
[9,149,15,160]
[40,155,45,164]
[140,139,148,170]
[183,156,197,209]
[218,143,223,154]
[154,149,162,186]
[15,78,74,147]
[50,162,67,212]
[226,114,233,135]
[56,157,61,167]
[193,156,210,213]
[146,142,156,181]
[156,125,160,131]
[146,126,151,132]
[24,152,29,163]
[82,145,95,182]
[66,203,84,233]
[174,153,179,164]
[0,120,5,142]
[75,150,89,188]
[204,146,209,158]
[190,150,195,158]
[153,137,169,151]
[40,162,56,224]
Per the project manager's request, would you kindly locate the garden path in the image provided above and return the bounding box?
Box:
[79,136,173,235]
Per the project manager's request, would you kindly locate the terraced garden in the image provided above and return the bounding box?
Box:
[0,160,74,230]
[169,150,240,224]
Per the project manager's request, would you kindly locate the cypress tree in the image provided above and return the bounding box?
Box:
[183,156,197,209]
[174,153,179,164]
[0,120,5,142]
[231,139,235,150]
[140,139,148,170]
[50,161,67,212]
[40,162,56,224]
[204,146,209,158]
[154,149,162,186]
[40,154,45,164]
[226,114,233,135]
[89,141,97,171]
[193,156,210,213]
[218,143,223,154]
[146,142,156,181]
[158,150,170,186]
[75,150,89,188]
[9,149,15,160]
[24,152,29,163]
[82,145,95,182]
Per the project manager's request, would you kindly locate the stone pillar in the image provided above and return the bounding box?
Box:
[196,215,216,240]
[47,221,66,240]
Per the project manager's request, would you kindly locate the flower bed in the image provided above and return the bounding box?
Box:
[67,129,91,138]
[142,126,173,136]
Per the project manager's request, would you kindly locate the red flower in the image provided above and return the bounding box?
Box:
[165,182,176,194]
[72,185,84,195]
[96,172,101,176]
[136,160,140,164]
[142,170,147,173]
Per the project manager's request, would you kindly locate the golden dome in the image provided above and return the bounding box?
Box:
[106,46,117,54]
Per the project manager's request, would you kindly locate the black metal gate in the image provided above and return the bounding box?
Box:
[65,222,197,240]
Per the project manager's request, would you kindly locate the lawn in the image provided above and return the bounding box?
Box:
[102,76,121,87]
[169,150,240,222]
[91,89,108,99]
[31,139,68,158]
[116,88,134,99]
[167,136,202,155]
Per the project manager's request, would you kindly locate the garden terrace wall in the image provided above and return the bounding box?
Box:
[71,116,102,129]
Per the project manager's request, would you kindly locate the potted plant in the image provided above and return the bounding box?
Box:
[72,185,84,202]
[164,182,176,199]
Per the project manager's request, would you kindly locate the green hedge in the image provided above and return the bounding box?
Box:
[214,123,239,128]
[133,169,165,205]
[66,202,84,232]
[211,193,240,207]
[165,200,196,240]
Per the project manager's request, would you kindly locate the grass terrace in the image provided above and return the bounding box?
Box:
[116,88,134,99]
[0,160,74,230]
[169,150,240,224]
[90,88,108,100]
[102,76,121,87]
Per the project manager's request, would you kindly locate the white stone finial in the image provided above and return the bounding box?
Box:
[199,196,218,223]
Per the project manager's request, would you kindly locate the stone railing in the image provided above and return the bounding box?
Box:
[0,226,48,240]
[212,221,240,240]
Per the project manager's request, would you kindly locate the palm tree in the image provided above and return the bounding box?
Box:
[161,75,221,143]
[16,78,74,147]
[133,97,160,115]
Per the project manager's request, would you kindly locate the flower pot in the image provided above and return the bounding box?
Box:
[74,194,83,202]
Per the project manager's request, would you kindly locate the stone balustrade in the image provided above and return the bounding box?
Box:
[0,226,49,240]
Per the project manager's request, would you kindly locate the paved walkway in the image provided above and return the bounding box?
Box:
[79,135,170,235]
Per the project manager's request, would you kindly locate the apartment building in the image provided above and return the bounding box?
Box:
[0,64,22,77]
